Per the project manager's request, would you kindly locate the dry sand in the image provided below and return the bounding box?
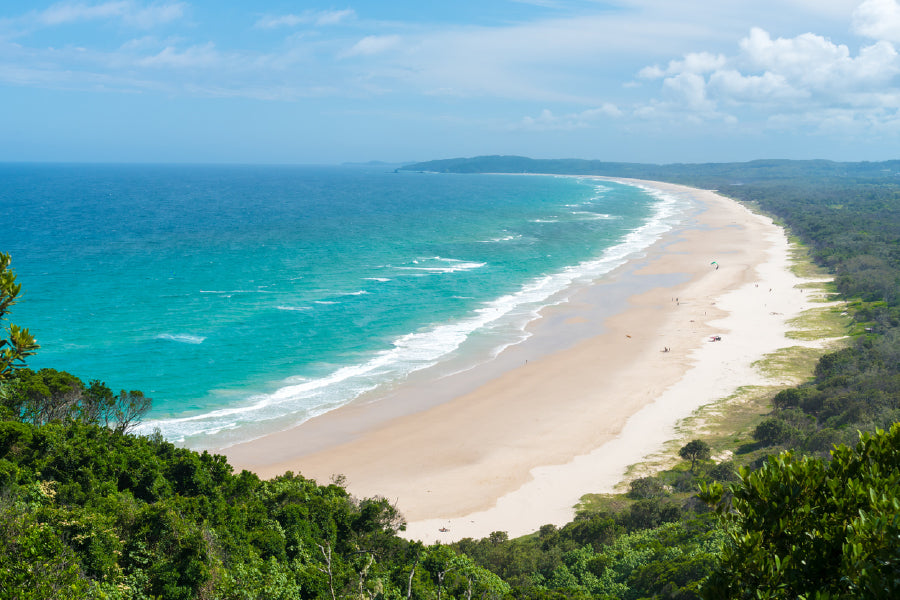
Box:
[225,180,824,544]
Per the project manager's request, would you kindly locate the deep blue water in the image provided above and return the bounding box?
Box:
[2,164,685,447]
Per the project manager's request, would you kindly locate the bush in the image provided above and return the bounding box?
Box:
[627,476,667,499]
[802,428,844,454]
[708,461,738,482]
[752,418,799,446]
[701,425,900,598]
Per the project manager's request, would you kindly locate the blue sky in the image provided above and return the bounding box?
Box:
[1,0,899,164]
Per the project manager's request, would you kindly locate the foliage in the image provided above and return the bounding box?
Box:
[2,368,152,434]
[679,440,711,473]
[700,424,900,599]
[0,416,519,599]
[627,476,668,500]
[0,252,39,381]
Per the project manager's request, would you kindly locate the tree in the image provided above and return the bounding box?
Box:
[627,476,668,499]
[752,418,799,446]
[699,424,900,599]
[111,389,152,434]
[3,368,84,424]
[423,544,458,600]
[678,439,711,472]
[0,253,39,380]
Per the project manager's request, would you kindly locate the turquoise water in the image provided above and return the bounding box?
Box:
[2,164,685,447]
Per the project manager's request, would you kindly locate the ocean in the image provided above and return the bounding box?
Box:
[2,164,688,448]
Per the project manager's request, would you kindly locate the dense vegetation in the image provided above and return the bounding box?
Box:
[4,156,900,597]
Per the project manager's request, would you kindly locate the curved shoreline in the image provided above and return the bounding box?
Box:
[224,180,821,543]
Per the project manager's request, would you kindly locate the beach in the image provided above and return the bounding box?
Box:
[224,179,821,543]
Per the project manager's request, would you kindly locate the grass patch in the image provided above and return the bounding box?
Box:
[576,493,633,515]
[788,242,831,279]
[785,306,852,341]
[801,281,839,303]
[753,346,824,381]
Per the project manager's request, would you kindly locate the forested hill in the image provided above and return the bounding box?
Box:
[400,155,900,184]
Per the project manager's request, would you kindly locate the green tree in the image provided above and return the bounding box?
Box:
[0,253,39,381]
[752,418,799,447]
[627,476,668,499]
[700,424,900,599]
[678,440,711,473]
[111,389,152,434]
[423,544,459,600]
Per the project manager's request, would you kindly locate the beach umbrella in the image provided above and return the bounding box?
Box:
[711,261,719,270]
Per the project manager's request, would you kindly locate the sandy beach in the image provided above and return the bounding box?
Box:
[224,179,824,544]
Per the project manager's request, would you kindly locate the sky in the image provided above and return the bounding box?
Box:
[1,0,899,164]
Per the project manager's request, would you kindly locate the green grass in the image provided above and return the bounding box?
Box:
[785,306,852,341]
[576,493,634,515]
[788,241,831,279]
[752,346,825,381]
[797,280,840,303]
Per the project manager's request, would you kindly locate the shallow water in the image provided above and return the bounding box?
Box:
[3,164,686,446]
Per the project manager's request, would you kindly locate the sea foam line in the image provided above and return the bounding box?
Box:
[156,333,206,344]
[394,257,486,274]
[141,182,687,446]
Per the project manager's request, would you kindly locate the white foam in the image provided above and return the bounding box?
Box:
[571,211,616,220]
[200,289,272,294]
[394,256,486,274]
[277,305,312,311]
[157,333,206,344]
[480,233,522,243]
[146,182,688,446]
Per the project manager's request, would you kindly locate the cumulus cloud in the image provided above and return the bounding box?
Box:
[37,1,185,28]
[255,9,356,29]
[639,51,727,79]
[637,20,900,127]
[852,0,900,42]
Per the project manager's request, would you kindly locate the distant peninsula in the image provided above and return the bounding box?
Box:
[399,155,900,185]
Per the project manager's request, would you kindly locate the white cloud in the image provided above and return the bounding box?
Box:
[641,51,727,79]
[138,42,218,68]
[637,65,665,79]
[255,9,356,29]
[340,35,400,58]
[515,105,622,131]
[36,1,185,28]
[708,69,804,103]
[638,23,900,127]
[852,0,900,42]
[315,9,355,26]
[739,27,899,91]
[663,72,717,112]
[38,1,128,25]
